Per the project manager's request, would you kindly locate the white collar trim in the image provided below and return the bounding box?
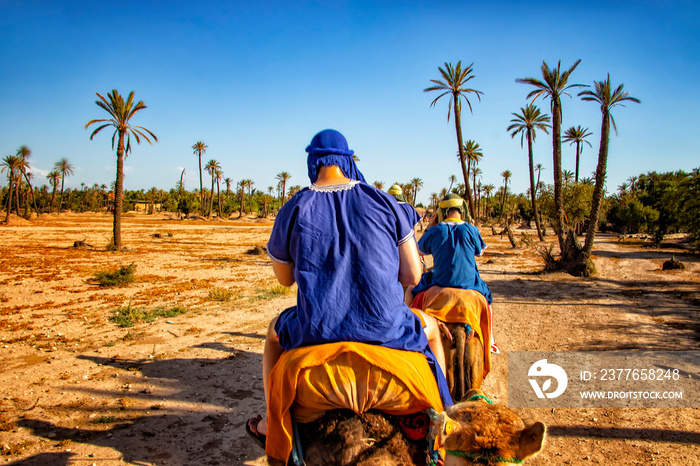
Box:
[310,180,360,192]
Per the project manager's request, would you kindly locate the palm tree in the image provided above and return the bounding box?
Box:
[178,168,186,197]
[483,184,494,219]
[1,155,21,221]
[562,126,593,182]
[563,170,575,184]
[204,159,221,217]
[508,104,550,240]
[85,90,157,249]
[471,168,482,222]
[463,140,483,177]
[373,181,385,190]
[54,158,74,215]
[224,177,232,198]
[410,177,423,205]
[215,168,223,217]
[46,170,61,213]
[500,170,512,224]
[627,175,638,194]
[16,146,39,216]
[535,163,545,196]
[275,172,291,206]
[425,61,483,217]
[192,141,207,215]
[238,179,249,218]
[448,175,457,192]
[578,75,640,267]
[517,60,584,253]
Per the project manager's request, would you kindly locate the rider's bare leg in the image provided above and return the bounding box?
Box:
[417,310,447,378]
[404,285,415,306]
[258,315,283,435]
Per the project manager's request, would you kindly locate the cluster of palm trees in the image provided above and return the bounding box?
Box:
[426,59,639,276]
[1,147,77,222]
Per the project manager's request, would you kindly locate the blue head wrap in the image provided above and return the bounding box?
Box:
[305,129,366,184]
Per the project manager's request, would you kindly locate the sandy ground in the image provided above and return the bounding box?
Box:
[0,212,698,466]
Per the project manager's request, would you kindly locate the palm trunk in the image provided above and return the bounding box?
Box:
[217,179,222,218]
[239,189,245,219]
[4,172,13,222]
[551,97,567,253]
[583,110,610,256]
[575,140,581,183]
[113,131,125,249]
[14,178,21,215]
[528,131,544,241]
[198,155,204,216]
[208,176,215,218]
[59,178,65,215]
[23,173,39,216]
[49,185,56,213]
[453,100,476,218]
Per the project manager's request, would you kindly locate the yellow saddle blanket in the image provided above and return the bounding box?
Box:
[266,341,445,462]
[413,286,491,378]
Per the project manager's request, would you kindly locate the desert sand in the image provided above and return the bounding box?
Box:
[0,212,698,465]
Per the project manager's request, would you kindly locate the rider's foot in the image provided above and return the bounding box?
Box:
[246,414,267,449]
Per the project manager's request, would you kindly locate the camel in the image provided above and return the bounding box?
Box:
[414,286,492,401]
[262,343,545,465]
[431,389,547,465]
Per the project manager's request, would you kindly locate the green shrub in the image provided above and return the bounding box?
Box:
[208,287,237,301]
[94,263,136,287]
[110,303,186,328]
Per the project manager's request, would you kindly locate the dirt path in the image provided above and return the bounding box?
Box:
[0,213,698,465]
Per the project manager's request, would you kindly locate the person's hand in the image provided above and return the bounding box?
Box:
[426,213,438,231]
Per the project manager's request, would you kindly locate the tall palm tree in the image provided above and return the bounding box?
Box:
[275,172,291,205]
[192,141,207,215]
[85,90,157,249]
[516,60,584,253]
[16,146,39,216]
[471,168,482,222]
[204,159,221,217]
[215,168,223,217]
[410,177,423,205]
[500,170,512,224]
[54,158,74,215]
[224,177,232,198]
[463,140,483,180]
[448,175,457,192]
[535,163,545,196]
[178,168,186,197]
[1,155,21,221]
[562,126,593,182]
[508,104,551,240]
[482,184,494,219]
[425,61,483,217]
[46,170,61,213]
[563,170,575,184]
[579,75,640,263]
[238,179,249,218]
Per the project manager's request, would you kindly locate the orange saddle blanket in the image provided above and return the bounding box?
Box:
[266,341,445,462]
[412,286,491,379]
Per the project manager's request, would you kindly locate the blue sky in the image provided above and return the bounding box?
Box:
[1,0,698,205]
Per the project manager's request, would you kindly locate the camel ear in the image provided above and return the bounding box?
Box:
[516,421,546,460]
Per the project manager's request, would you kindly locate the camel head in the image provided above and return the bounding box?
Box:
[430,389,546,465]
